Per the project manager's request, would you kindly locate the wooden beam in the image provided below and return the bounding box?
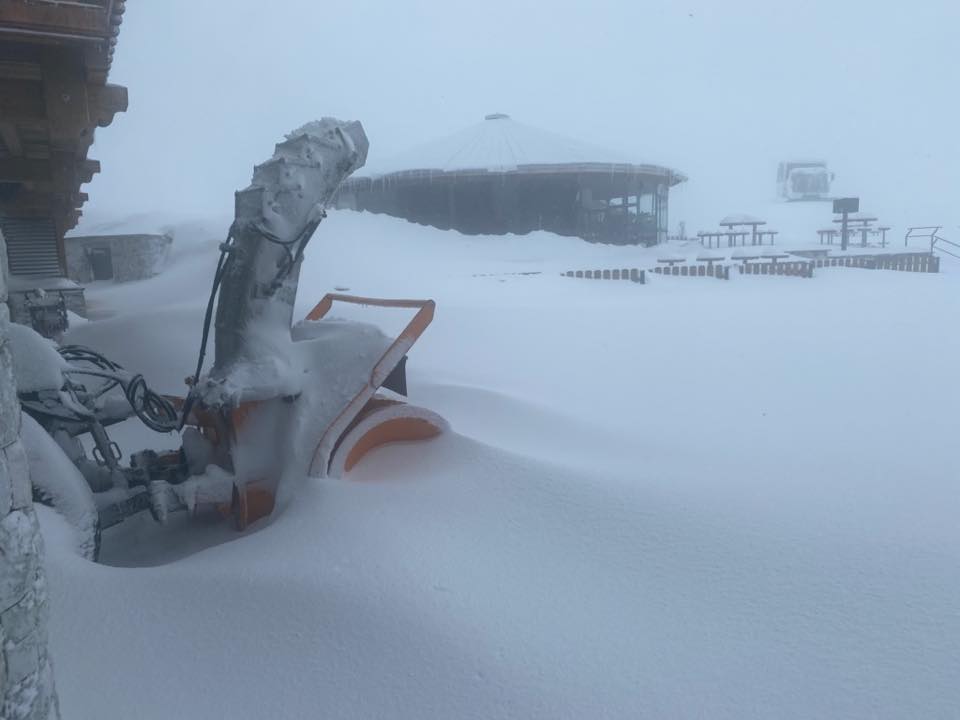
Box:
[88,82,127,127]
[0,77,45,122]
[0,156,50,183]
[0,186,87,208]
[0,121,22,156]
[42,46,90,146]
[0,41,40,65]
[0,59,41,81]
[0,1,111,39]
[81,42,113,85]
[64,207,81,233]
[78,158,99,184]
[48,150,78,197]
[0,154,97,188]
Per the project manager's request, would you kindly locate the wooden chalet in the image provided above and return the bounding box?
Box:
[0,0,127,333]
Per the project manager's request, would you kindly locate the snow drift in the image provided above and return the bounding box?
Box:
[37,209,960,719]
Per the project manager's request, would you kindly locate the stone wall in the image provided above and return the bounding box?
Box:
[0,229,60,719]
[66,233,172,284]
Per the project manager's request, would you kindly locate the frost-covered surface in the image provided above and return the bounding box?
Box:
[5,277,81,293]
[204,119,368,406]
[361,114,669,176]
[7,324,67,394]
[36,209,960,719]
[285,319,393,478]
[19,415,98,561]
[719,213,766,225]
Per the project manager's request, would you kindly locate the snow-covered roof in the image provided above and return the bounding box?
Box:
[359,114,684,182]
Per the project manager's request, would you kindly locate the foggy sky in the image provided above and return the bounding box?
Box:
[80,0,960,232]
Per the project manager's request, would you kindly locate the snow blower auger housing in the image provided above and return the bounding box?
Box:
[177,290,446,529]
[16,118,447,552]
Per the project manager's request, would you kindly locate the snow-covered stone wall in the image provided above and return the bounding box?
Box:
[66,233,172,284]
[0,229,60,719]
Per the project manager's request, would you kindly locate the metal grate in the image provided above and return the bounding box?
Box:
[0,217,62,277]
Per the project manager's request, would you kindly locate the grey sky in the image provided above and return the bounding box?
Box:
[81,0,960,231]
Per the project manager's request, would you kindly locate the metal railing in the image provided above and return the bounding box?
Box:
[905,226,960,259]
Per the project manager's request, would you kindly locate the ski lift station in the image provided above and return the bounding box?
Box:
[335,114,687,246]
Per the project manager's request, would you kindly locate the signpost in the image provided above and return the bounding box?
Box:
[833,197,859,251]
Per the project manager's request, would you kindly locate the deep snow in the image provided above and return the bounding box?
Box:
[37,209,960,719]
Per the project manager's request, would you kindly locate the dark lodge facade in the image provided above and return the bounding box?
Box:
[0,0,128,336]
[335,116,686,246]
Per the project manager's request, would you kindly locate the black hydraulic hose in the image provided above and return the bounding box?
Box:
[125,374,178,432]
[179,227,236,428]
[59,365,179,433]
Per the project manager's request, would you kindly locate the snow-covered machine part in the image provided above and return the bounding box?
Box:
[777,160,834,201]
[17,118,447,548]
[299,294,447,479]
[205,118,369,404]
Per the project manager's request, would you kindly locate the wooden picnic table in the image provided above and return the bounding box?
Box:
[720,217,767,245]
[875,226,891,248]
[818,228,839,244]
[831,215,878,248]
[697,231,726,249]
[726,231,750,247]
[831,216,878,226]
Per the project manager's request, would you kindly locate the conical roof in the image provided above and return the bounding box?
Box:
[360,114,684,183]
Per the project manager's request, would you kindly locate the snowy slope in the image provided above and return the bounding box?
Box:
[42,209,960,719]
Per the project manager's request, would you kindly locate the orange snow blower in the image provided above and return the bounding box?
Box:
[176,292,445,529]
[19,118,447,552]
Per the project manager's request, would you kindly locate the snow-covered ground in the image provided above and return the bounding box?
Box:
[40,209,960,718]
